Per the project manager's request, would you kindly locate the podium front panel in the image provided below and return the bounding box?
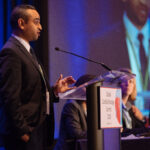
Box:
[86,82,120,150]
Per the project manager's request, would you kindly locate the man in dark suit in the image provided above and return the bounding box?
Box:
[88,0,150,111]
[0,4,75,150]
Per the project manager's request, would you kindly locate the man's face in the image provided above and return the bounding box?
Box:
[21,9,42,42]
[124,0,149,27]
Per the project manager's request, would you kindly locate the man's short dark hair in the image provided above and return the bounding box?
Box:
[10,4,36,30]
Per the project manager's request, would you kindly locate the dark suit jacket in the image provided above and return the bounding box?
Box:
[0,36,58,144]
[54,100,87,150]
[88,22,130,75]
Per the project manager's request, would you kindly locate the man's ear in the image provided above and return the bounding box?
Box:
[18,18,25,30]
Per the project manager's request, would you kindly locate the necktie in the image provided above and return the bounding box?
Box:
[30,48,44,78]
[30,47,39,64]
[30,47,50,114]
[138,33,148,82]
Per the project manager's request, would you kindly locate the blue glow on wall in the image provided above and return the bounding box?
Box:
[0,0,3,49]
[54,1,89,138]
[64,1,88,74]
[6,0,12,40]
[17,0,23,4]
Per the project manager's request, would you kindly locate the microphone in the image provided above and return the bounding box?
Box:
[55,47,111,71]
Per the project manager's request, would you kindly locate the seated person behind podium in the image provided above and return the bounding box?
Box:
[54,74,95,150]
[118,68,146,132]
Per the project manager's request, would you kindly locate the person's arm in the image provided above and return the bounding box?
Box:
[129,106,146,128]
[131,105,145,121]
[62,102,87,139]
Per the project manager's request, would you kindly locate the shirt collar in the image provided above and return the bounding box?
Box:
[122,102,126,109]
[123,12,150,43]
[122,102,129,111]
[12,34,30,52]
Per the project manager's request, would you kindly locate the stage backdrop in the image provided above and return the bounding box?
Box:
[48,0,123,138]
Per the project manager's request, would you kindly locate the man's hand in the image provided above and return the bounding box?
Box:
[54,74,76,95]
[21,134,30,143]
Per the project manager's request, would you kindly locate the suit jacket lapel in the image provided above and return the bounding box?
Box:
[9,36,46,82]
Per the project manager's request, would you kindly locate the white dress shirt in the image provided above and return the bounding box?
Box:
[12,34,30,52]
[122,103,132,129]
